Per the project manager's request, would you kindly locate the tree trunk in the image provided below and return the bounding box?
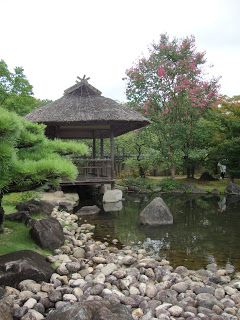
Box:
[191,166,195,179]
[0,193,4,234]
[139,165,145,178]
[170,164,175,178]
[186,168,191,179]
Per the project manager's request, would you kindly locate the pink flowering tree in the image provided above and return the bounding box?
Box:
[125,34,220,177]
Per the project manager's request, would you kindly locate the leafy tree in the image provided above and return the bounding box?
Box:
[125,34,220,177]
[0,109,88,233]
[209,95,240,181]
[181,116,219,178]
[115,128,158,178]
[0,59,49,116]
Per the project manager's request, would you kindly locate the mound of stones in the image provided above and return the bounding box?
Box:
[0,207,240,320]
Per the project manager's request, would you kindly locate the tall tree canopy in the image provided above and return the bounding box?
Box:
[0,59,49,116]
[125,34,220,177]
[209,95,240,180]
[0,109,88,232]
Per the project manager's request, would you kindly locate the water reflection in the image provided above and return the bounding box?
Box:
[76,193,240,271]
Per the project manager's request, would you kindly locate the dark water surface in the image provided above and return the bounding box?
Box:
[76,192,240,272]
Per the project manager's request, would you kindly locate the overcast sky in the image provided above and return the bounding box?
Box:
[1,0,239,102]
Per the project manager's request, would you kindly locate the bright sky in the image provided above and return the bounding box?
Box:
[1,0,239,102]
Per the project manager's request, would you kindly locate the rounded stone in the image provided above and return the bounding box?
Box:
[62,293,78,302]
[122,255,137,265]
[101,263,118,276]
[48,289,62,302]
[92,257,107,264]
[220,297,235,308]
[23,297,37,309]
[65,262,81,272]
[171,281,189,293]
[73,247,85,259]
[168,305,183,317]
[146,283,157,298]
[132,308,144,319]
[215,287,225,300]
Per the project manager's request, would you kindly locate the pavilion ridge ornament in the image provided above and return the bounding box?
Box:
[76,75,90,84]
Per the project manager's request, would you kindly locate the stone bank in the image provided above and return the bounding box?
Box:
[0,207,240,320]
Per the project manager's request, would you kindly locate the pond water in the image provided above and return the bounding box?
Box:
[76,192,240,272]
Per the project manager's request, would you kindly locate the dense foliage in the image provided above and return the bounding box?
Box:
[209,95,240,180]
[0,59,50,115]
[0,109,88,232]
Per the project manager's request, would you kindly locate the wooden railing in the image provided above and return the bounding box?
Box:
[72,158,113,181]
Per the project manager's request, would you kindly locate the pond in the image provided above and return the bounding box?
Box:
[76,192,240,272]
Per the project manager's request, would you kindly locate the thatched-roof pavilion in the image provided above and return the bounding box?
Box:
[25,76,151,187]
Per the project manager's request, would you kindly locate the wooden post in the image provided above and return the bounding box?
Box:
[100,134,104,176]
[110,129,115,189]
[93,132,96,175]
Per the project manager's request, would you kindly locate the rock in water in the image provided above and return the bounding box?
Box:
[76,205,101,216]
[103,190,123,203]
[30,217,64,250]
[139,197,173,226]
[226,182,240,194]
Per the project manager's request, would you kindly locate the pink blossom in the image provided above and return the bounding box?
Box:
[158,68,166,77]
[139,77,142,80]
[163,109,169,115]
[184,111,187,114]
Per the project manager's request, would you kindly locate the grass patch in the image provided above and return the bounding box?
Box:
[0,191,51,256]
[2,191,41,206]
[0,219,52,256]
[118,175,240,193]
[3,204,17,215]
[117,177,154,190]
[180,178,229,193]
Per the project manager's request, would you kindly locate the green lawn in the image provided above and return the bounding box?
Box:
[0,199,51,256]
[117,175,240,194]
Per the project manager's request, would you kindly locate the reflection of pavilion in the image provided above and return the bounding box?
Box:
[26,76,150,188]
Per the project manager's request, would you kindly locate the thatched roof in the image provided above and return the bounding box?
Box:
[25,77,151,138]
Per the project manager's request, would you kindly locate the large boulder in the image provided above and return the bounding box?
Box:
[16,198,54,216]
[39,192,79,211]
[226,182,240,194]
[0,250,54,287]
[58,201,75,213]
[199,172,216,181]
[76,205,101,216]
[103,190,123,203]
[181,182,207,194]
[30,217,64,250]
[5,211,31,223]
[45,300,134,320]
[0,295,14,320]
[139,197,173,226]
[103,201,123,212]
